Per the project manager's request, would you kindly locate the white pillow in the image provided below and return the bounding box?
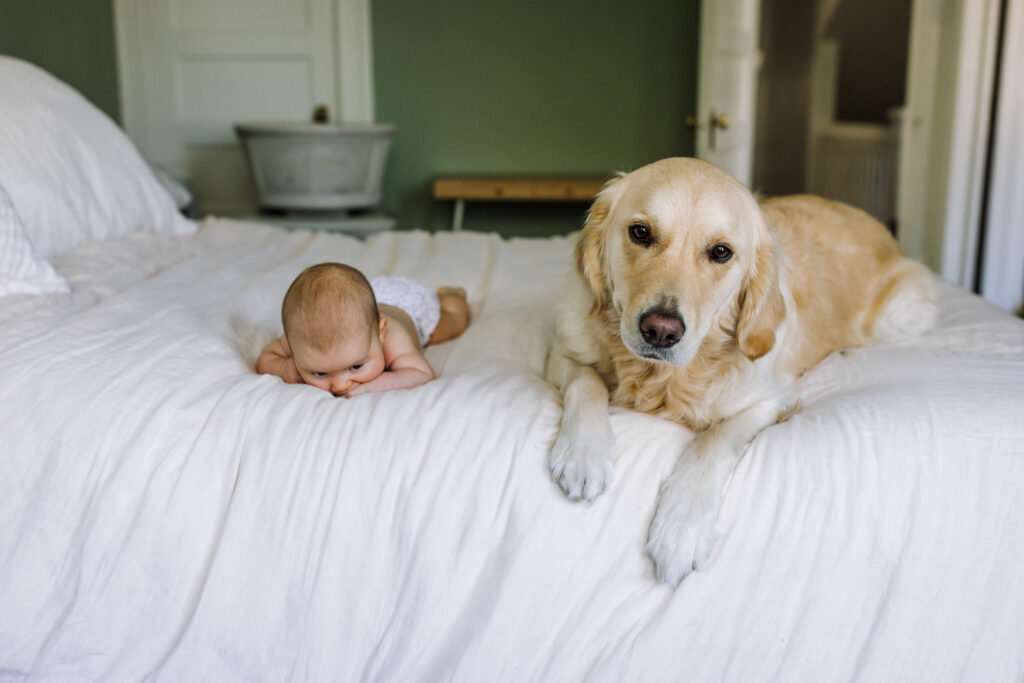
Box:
[0,181,69,297]
[0,56,194,260]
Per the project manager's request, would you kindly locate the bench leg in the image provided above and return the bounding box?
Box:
[452,199,465,231]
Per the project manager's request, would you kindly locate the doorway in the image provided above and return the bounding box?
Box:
[752,0,912,231]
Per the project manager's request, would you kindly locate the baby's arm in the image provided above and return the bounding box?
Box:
[346,318,433,397]
[256,335,303,384]
[346,350,434,397]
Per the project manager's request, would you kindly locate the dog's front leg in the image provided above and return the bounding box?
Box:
[646,400,782,584]
[546,344,615,501]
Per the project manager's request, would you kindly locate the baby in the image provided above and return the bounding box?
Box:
[257,262,470,397]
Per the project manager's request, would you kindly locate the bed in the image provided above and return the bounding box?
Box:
[2,56,1024,682]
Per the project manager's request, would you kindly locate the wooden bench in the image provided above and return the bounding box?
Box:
[432,174,608,231]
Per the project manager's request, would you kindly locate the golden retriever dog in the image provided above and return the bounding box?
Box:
[546,157,937,585]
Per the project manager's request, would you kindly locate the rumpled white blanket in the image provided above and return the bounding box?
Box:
[2,219,1023,681]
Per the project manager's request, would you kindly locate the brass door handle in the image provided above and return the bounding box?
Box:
[708,109,730,150]
[686,112,730,129]
[687,110,731,153]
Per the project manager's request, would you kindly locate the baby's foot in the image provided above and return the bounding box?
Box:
[437,287,470,325]
[436,286,467,300]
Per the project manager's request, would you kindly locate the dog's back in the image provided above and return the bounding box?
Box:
[762,195,938,375]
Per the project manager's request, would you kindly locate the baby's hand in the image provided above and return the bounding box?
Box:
[343,385,366,398]
[281,358,303,384]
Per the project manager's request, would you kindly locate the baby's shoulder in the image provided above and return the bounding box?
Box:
[380,305,421,352]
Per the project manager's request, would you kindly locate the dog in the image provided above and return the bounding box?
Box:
[546,157,937,585]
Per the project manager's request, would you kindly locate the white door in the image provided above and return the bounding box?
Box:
[115,0,373,215]
[693,0,762,186]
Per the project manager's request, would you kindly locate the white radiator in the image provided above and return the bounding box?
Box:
[808,122,899,226]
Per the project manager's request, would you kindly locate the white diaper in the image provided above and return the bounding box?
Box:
[370,276,440,347]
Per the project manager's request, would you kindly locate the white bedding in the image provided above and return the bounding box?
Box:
[2,219,1023,681]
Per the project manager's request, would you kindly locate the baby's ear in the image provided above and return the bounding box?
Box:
[378,315,388,337]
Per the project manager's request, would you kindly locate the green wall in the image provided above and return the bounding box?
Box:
[0,0,699,236]
[0,0,120,123]
[373,0,699,235]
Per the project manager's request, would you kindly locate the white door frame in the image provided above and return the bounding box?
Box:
[695,0,762,187]
[334,0,375,124]
[897,0,1003,289]
[978,0,1024,312]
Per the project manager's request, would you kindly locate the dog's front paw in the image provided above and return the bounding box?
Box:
[549,430,614,502]
[645,474,720,585]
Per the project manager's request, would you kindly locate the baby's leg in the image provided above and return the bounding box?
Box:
[428,287,471,345]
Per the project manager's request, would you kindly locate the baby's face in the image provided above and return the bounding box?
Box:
[291,322,386,397]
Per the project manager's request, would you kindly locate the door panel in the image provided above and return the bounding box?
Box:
[170,0,312,32]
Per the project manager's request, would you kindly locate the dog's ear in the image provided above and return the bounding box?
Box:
[575,176,622,315]
[736,236,786,360]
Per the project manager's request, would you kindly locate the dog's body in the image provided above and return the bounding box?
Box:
[546,158,937,584]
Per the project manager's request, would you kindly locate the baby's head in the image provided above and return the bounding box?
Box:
[282,262,387,395]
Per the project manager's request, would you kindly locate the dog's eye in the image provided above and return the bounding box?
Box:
[628,224,653,246]
[709,244,733,263]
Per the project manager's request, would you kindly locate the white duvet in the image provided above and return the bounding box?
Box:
[1,219,1023,681]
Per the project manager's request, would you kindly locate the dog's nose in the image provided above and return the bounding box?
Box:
[639,310,685,348]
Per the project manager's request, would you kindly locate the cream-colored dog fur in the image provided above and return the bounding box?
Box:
[546,157,937,585]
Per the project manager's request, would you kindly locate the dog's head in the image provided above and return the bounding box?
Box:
[577,157,785,367]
